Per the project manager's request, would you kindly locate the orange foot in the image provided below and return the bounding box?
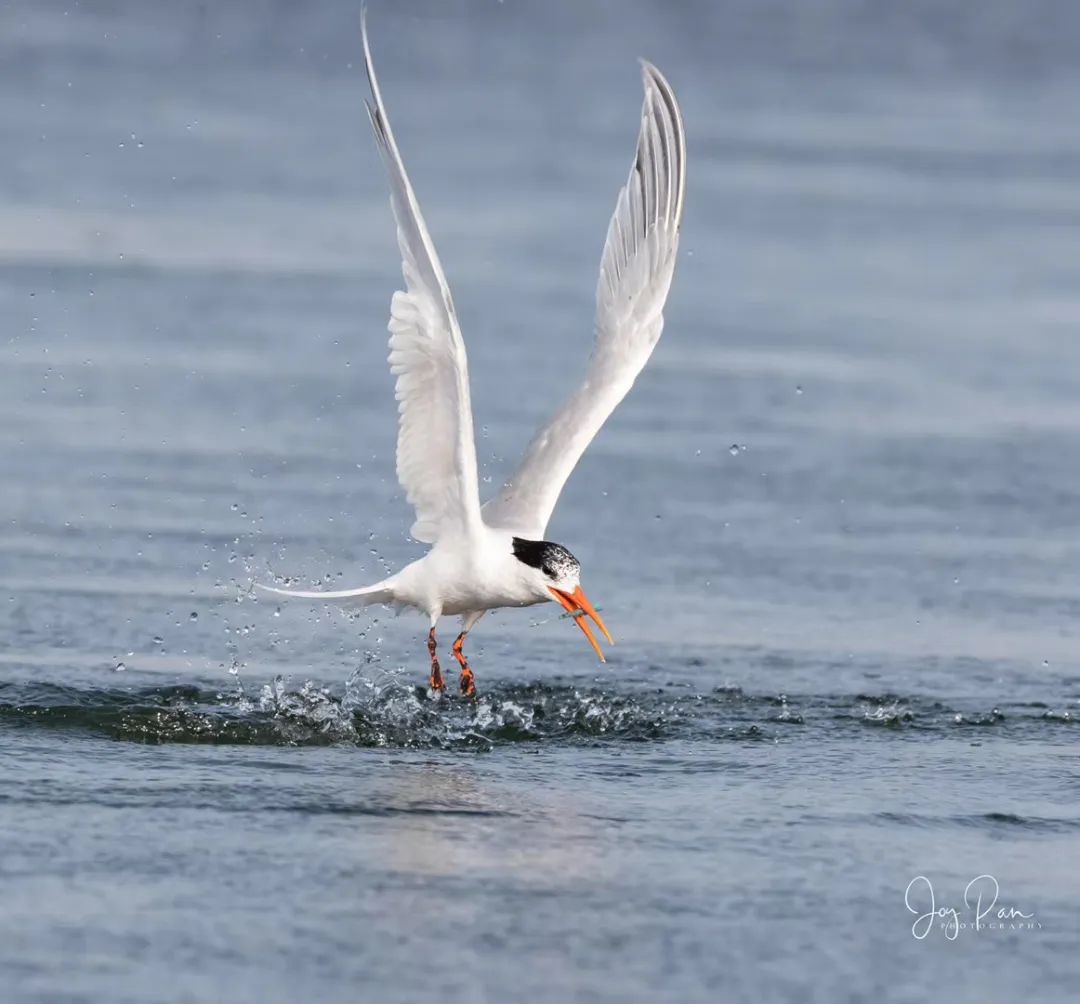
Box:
[427,627,445,692]
[453,631,477,698]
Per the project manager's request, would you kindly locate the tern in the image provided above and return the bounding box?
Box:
[260,12,686,696]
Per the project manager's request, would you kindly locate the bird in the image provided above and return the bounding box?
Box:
[259,9,686,698]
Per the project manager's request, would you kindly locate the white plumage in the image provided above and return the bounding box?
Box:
[483,60,686,540]
[260,9,686,695]
[362,24,483,546]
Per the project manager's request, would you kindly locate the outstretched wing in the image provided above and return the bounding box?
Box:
[482,61,686,539]
[362,9,482,544]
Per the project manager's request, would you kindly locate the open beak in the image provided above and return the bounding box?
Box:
[549,585,614,662]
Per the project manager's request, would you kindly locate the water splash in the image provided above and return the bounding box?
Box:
[0,679,1069,748]
[0,676,675,749]
[859,700,914,727]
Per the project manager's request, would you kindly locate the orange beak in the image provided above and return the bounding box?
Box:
[549,585,614,662]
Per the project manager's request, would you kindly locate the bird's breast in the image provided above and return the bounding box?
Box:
[414,529,548,617]
[438,573,545,616]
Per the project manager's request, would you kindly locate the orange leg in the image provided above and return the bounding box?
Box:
[452,632,476,697]
[427,627,445,692]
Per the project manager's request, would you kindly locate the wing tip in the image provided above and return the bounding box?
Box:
[361,1,383,124]
[636,57,686,228]
[638,59,672,102]
[638,58,661,85]
[361,2,372,59]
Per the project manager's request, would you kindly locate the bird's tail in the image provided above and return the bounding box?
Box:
[255,574,397,608]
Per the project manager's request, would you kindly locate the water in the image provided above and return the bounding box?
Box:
[2,1,1078,1000]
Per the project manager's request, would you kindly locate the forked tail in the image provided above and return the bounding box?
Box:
[255,574,397,608]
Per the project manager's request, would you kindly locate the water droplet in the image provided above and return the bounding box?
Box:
[795,385,803,395]
[728,444,741,456]
[230,503,238,511]
[113,661,126,672]
[189,611,198,621]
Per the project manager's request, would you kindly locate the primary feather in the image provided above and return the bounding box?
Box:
[482,61,687,539]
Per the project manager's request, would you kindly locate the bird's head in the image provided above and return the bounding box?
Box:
[511,537,613,661]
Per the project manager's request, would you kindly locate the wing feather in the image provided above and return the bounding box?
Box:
[483,61,686,538]
[362,10,482,544]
